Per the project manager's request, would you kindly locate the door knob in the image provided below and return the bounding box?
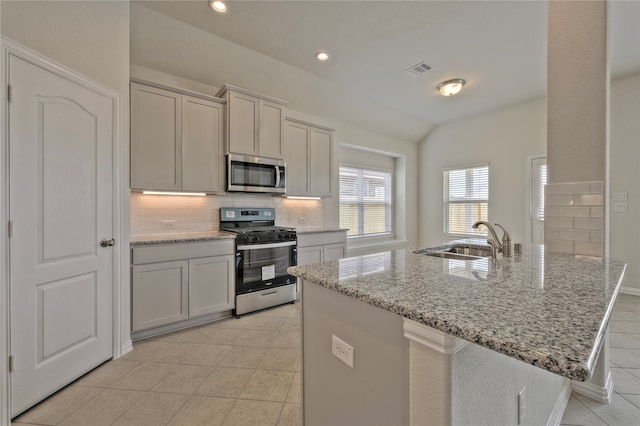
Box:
[100,239,115,247]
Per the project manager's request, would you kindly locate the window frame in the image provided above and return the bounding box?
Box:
[339,164,394,240]
[443,163,490,238]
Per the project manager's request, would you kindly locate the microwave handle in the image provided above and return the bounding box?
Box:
[275,165,281,188]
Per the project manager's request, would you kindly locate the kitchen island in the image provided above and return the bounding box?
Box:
[288,244,626,426]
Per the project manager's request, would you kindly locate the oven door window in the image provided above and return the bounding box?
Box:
[231,161,276,187]
[236,245,296,294]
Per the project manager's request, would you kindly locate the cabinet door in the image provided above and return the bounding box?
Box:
[132,261,188,331]
[189,255,235,317]
[182,96,225,192]
[309,128,333,196]
[324,243,346,261]
[131,83,181,190]
[227,91,259,156]
[284,122,310,195]
[259,100,285,159]
[298,245,324,265]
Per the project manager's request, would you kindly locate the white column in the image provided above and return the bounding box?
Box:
[547,0,612,402]
[403,319,469,425]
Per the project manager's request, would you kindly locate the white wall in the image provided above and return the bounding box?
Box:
[418,75,640,292]
[1,0,132,351]
[610,74,640,294]
[418,98,547,247]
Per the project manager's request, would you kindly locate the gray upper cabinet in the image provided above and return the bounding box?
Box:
[130,82,225,193]
[285,118,335,197]
[217,84,287,160]
[181,96,225,192]
[131,83,182,190]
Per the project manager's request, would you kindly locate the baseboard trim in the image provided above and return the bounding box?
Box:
[547,379,572,426]
[571,371,613,403]
[119,340,133,358]
[620,286,640,297]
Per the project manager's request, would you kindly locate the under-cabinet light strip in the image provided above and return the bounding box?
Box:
[284,195,322,200]
[142,191,206,197]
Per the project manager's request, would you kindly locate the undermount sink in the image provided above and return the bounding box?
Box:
[420,246,491,260]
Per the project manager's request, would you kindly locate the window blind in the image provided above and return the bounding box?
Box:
[339,166,392,237]
[443,165,489,237]
[536,163,547,220]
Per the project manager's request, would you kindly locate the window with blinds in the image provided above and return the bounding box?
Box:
[339,166,392,237]
[443,165,489,237]
[534,162,547,220]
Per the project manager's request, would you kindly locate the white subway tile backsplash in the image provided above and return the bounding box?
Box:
[574,242,602,257]
[574,218,603,231]
[590,181,603,194]
[545,182,592,195]
[543,180,603,257]
[557,207,590,218]
[546,194,574,206]
[558,229,590,242]
[131,192,325,235]
[573,194,602,206]
[546,239,574,253]
[545,217,574,229]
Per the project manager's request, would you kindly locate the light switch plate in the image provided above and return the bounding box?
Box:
[613,192,628,201]
[614,203,628,213]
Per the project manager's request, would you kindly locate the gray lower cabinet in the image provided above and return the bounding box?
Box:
[296,231,347,294]
[131,240,235,334]
[297,231,347,265]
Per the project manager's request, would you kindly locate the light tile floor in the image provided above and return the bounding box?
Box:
[12,302,301,426]
[561,293,640,425]
[11,295,640,425]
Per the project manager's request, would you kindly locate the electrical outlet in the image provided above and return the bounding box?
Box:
[518,387,526,425]
[613,203,628,213]
[332,335,354,368]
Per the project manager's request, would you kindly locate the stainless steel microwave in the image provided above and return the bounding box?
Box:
[227,154,286,194]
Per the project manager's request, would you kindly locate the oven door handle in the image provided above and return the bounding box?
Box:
[275,165,281,188]
[237,241,297,250]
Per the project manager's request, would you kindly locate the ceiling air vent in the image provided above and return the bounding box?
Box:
[405,61,432,77]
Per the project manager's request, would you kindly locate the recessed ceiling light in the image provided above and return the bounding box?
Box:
[208,0,228,14]
[437,79,466,96]
[315,51,330,61]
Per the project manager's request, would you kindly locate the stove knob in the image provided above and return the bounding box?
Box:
[249,235,259,244]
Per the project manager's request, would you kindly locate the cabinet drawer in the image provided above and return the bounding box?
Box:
[297,231,346,248]
[132,239,234,264]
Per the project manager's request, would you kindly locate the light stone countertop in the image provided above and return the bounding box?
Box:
[295,228,348,234]
[130,231,235,246]
[288,243,627,381]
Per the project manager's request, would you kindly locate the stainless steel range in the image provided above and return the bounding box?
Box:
[220,207,297,317]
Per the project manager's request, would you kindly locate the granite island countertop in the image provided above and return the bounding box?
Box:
[130,231,235,246]
[288,243,626,381]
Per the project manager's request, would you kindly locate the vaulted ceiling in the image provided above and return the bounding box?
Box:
[131,1,640,143]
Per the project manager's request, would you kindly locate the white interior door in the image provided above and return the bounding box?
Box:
[530,156,547,244]
[9,54,114,417]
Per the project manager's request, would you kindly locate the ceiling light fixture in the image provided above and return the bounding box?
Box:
[315,51,330,61]
[437,79,466,96]
[208,0,228,14]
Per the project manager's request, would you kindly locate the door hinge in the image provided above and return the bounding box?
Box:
[9,355,14,372]
[8,85,13,103]
[8,220,13,238]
